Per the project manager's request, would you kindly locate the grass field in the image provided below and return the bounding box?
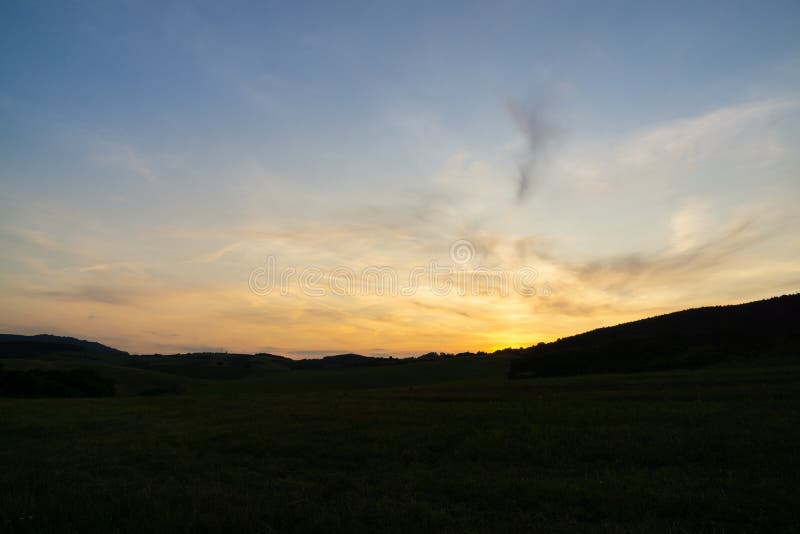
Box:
[1,357,799,533]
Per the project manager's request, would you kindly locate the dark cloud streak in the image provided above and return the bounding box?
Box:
[506,100,562,203]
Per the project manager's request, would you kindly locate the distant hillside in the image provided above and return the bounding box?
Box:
[0,334,129,358]
[509,294,800,378]
[291,353,403,370]
[4,293,797,380]
[126,352,295,379]
[0,335,414,378]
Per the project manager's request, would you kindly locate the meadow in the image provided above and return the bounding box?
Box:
[1,357,799,533]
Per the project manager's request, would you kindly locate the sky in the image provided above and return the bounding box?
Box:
[1,1,799,356]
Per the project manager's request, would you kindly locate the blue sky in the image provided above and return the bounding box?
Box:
[1,1,799,355]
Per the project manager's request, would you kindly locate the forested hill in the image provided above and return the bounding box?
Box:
[0,334,129,358]
[509,294,800,377]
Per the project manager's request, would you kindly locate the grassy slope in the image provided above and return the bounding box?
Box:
[1,358,799,533]
[0,357,204,396]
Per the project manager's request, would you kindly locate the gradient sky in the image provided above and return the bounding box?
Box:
[1,1,799,356]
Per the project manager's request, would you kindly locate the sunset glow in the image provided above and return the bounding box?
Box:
[1,2,799,356]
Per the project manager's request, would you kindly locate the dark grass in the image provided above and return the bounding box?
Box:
[1,358,799,533]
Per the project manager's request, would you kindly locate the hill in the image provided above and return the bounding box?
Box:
[3,293,798,383]
[291,353,404,370]
[0,334,129,359]
[508,293,800,377]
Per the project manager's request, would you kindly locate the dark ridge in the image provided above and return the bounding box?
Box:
[3,293,797,378]
[291,353,402,370]
[508,293,800,378]
[0,334,129,358]
[124,352,296,379]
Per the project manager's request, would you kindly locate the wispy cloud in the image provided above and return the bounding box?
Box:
[506,99,562,202]
[669,199,713,253]
[92,140,160,183]
[192,242,247,263]
[16,285,142,306]
[557,99,798,193]
[79,263,114,272]
[573,217,760,290]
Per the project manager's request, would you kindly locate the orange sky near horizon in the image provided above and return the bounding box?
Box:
[2,4,799,357]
